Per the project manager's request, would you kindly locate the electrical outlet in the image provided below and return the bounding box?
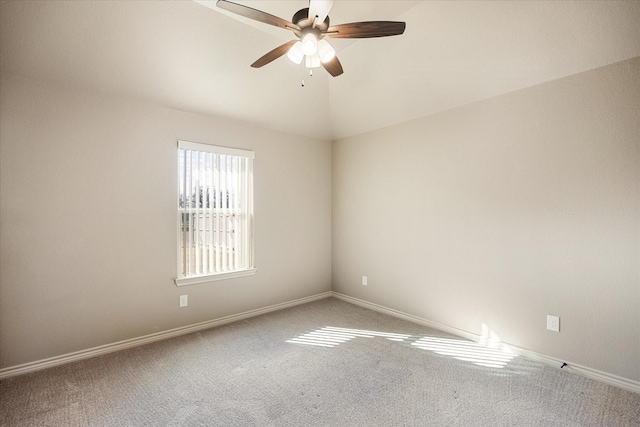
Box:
[180,295,188,308]
[362,276,368,286]
[547,314,560,332]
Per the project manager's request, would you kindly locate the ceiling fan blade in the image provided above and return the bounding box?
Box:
[216,0,301,31]
[322,55,343,77]
[326,21,406,38]
[308,0,334,25]
[251,40,298,68]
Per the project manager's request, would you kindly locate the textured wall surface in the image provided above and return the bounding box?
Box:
[0,75,332,368]
[2,56,639,388]
[332,58,640,381]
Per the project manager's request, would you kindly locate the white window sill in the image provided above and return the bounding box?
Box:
[175,268,257,287]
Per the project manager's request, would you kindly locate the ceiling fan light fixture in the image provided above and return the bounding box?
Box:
[305,54,321,68]
[301,33,318,56]
[216,0,406,78]
[287,41,304,64]
[317,39,336,63]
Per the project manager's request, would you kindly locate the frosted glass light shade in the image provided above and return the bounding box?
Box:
[305,54,321,68]
[301,33,318,56]
[317,39,336,63]
[287,41,304,64]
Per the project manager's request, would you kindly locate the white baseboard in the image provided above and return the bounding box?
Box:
[0,292,332,380]
[331,291,640,395]
[3,290,638,395]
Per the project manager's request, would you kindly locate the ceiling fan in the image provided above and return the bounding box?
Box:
[216,0,406,77]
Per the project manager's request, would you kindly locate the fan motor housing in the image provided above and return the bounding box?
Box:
[292,8,330,32]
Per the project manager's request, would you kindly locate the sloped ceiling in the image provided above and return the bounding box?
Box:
[1,1,639,141]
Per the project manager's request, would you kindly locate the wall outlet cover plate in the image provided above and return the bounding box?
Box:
[547,314,560,332]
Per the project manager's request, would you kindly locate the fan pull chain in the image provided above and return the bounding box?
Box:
[300,59,316,87]
[301,63,313,87]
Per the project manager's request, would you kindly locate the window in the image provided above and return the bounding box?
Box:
[175,140,255,286]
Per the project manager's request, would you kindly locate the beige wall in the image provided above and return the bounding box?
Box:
[0,75,332,368]
[333,58,640,381]
[2,57,639,386]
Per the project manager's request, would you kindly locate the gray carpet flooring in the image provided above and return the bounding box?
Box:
[1,297,639,426]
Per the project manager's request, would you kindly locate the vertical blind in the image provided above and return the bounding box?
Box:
[177,140,254,279]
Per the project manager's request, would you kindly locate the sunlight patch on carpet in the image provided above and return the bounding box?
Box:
[286,326,410,348]
[287,325,515,368]
[411,336,515,368]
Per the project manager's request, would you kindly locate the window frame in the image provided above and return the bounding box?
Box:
[175,140,256,286]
